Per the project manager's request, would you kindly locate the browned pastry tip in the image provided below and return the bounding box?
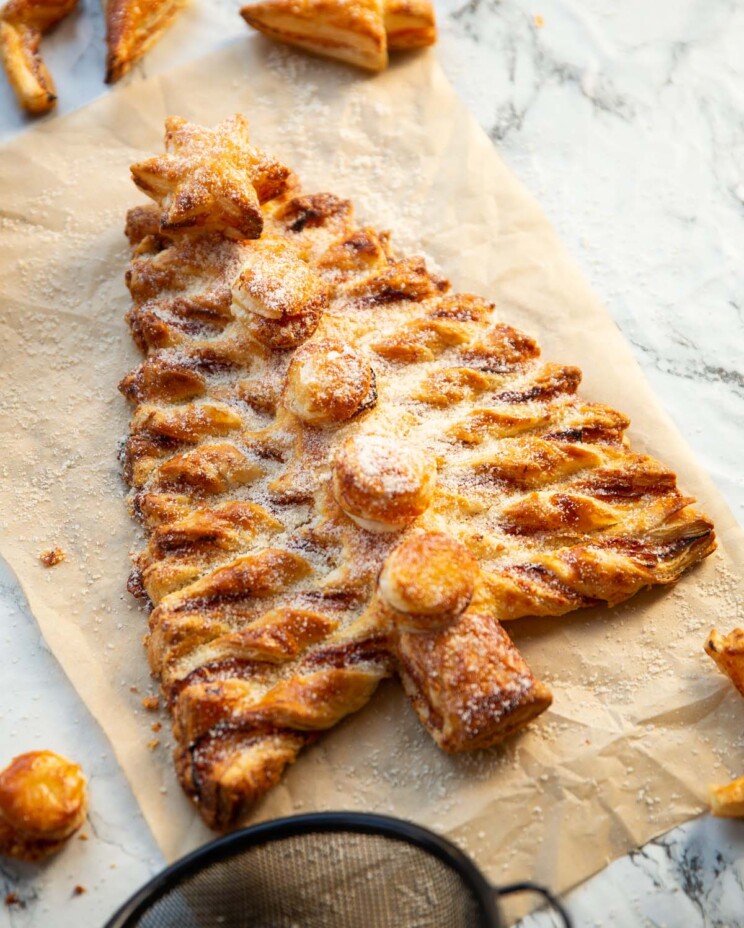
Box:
[705,627,744,698]
[130,115,294,239]
[0,0,77,114]
[332,433,437,532]
[104,0,187,84]
[240,0,388,72]
[379,531,479,631]
[284,338,375,425]
[176,729,309,831]
[172,648,391,827]
[0,751,87,861]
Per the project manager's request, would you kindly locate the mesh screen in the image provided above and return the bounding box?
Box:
[128,830,491,928]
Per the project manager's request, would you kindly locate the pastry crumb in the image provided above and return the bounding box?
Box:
[147,739,160,750]
[39,547,65,567]
[151,722,162,732]
[72,885,86,896]
[533,13,545,27]
[78,833,89,841]
[129,685,139,693]
[5,892,20,907]
[142,696,159,711]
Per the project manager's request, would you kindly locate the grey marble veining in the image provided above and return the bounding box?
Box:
[2,1,744,926]
[519,820,744,927]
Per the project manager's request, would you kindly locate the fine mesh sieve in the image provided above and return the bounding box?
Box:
[105,813,570,928]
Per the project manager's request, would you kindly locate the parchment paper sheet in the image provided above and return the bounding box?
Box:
[1,39,743,911]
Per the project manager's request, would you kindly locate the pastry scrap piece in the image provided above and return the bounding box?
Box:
[0,751,87,861]
[104,0,187,83]
[705,628,744,697]
[240,0,436,71]
[241,0,388,71]
[709,775,744,818]
[120,116,715,828]
[0,0,77,114]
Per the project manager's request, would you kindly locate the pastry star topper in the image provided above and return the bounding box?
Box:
[130,115,294,239]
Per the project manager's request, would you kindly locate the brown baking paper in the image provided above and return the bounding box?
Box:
[1,39,743,915]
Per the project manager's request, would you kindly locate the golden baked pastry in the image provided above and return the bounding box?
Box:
[240,0,435,71]
[709,775,744,818]
[121,116,715,829]
[0,751,87,861]
[383,0,435,49]
[241,0,388,71]
[0,0,77,114]
[705,628,744,697]
[104,0,187,83]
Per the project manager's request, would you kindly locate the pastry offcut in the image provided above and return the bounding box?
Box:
[240,0,436,72]
[104,0,187,83]
[0,0,78,114]
[120,116,715,829]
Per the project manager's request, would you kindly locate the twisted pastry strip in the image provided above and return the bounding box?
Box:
[0,0,77,113]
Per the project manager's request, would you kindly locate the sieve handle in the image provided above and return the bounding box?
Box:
[495,880,572,927]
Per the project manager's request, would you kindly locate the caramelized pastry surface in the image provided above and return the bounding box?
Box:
[121,116,716,829]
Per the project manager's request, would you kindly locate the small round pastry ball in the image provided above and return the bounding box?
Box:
[285,339,375,426]
[379,532,479,631]
[0,751,87,861]
[231,240,328,322]
[240,302,322,350]
[231,241,329,350]
[332,434,436,533]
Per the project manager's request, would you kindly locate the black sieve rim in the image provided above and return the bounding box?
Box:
[104,811,502,928]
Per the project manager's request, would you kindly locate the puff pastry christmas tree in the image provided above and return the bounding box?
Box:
[121,116,715,829]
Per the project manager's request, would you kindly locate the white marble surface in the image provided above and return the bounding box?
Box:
[1,0,744,925]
